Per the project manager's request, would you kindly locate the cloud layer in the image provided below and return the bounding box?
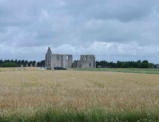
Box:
[0,0,159,63]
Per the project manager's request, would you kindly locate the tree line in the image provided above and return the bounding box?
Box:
[96,60,155,68]
[0,60,45,67]
[0,59,156,68]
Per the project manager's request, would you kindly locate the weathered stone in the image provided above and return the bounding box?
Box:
[45,47,96,69]
[45,47,73,69]
[77,55,96,68]
[34,62,38,67]
[45,47,52,69]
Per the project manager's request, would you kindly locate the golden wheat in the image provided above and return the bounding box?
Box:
[0,68,159,115]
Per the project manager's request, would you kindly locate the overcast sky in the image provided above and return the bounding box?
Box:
[0,0,159,63]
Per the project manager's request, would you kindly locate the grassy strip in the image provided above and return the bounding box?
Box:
[0,109,159,122]
[74,68,159,74]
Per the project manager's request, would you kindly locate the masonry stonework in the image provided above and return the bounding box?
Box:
[45,47,96,69]
[78,55,96,68]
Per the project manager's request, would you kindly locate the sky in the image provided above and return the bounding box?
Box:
[0,0,159,63]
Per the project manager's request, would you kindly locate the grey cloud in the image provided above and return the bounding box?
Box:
[65,0,157,22]
[0,0,159,62]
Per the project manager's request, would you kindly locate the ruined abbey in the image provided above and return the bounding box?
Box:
[45,47,96,69]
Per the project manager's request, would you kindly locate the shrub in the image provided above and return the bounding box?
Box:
[1,62,18,67]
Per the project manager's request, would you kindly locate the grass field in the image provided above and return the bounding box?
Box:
[75,68,159,74]
[0,68,159,121]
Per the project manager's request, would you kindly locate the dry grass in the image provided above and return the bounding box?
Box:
[0,68,159,116]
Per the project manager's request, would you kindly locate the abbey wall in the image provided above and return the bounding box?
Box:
[45,47,96,69]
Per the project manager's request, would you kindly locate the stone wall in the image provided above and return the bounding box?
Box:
[72,55,96,68]
[51,54,73,69]
[78,55,96,68]
[45,47,96,69]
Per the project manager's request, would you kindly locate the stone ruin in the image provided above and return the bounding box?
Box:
[45,47,96,70]
[45,47,72,70]
[72,55,96,68]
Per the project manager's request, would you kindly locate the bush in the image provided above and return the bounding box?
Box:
[1,62,18,67]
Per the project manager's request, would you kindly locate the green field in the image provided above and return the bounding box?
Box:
[75,68,159,74]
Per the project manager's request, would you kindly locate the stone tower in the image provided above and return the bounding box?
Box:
[45,47,52,69]
[45,47,73,69]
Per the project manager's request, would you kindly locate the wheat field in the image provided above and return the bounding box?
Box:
[0,68,159,117]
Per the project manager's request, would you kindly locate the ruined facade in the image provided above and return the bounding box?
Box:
[72,55,96,68]
[45,47,96,69]
[45,47,73,69]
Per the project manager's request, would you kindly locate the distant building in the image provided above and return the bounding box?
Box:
[45,47,96,70]
[156,64,159,69]
[45,47,72,70]
[72,55,96,68]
